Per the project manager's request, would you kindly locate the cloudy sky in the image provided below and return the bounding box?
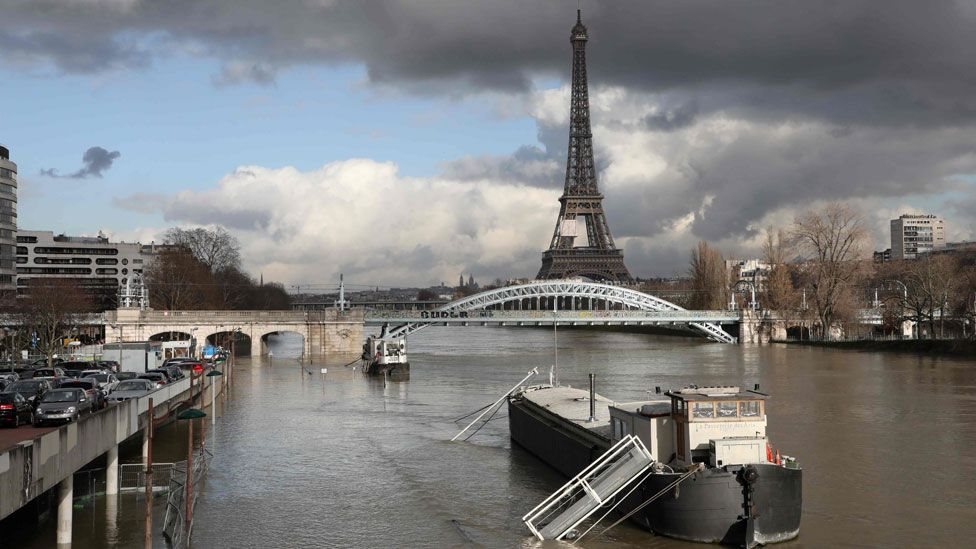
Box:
[3,0,975,287]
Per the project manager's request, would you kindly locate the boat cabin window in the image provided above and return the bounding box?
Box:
[739,400,761,418]
[671,399,686,418]
[717,401,737,418]
[692,401,714,418]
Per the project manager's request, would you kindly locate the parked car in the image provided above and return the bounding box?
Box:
[108,379,156,402]
[60,361,92,372]
[159,365,186,381]
[0,392,34,427]
[146,368,178,383]
[58,380,106,411]
[30,357,64,367]
[116,372,137,381]
[83,373,119,393]
[2,379,53,408]
[31,376,64,389]
[32,367,67,379]
[79,369,108,379]
[137,372,167,389]
[98,360,121,373]
[33,389,92,426]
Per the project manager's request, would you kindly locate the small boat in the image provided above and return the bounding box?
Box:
[509,383,801,547]
[361,332,409,377]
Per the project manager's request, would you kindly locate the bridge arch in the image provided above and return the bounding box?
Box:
[255,329,307,358]
[386,280,736,343]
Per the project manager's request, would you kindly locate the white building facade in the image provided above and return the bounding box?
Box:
[15,230,154,308]
[890,214,946,260]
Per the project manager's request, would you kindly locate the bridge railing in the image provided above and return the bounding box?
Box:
[364,309,740,321]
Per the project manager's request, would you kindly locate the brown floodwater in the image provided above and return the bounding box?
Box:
[12,327,976,547]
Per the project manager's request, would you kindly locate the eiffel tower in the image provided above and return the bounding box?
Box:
[537,10,632,283]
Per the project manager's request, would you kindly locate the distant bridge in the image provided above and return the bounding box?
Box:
[372,280,739,343]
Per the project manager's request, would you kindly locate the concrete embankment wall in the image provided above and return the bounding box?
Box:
[0,372,225,521]
[773,338,976,357]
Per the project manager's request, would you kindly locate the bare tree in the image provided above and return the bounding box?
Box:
[899,255,958,338]
[164,226,242,273]
[144,249,218,310]
[689,240,728,310]
[18,279,93,366]
[790,203,868,339]
[760,227,797,311]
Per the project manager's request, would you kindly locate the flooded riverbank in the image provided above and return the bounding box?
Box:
[13,327,976,547]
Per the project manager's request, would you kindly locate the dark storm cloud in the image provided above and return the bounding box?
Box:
[41,146,121,179]
[440,145,562,187]
[4,1,976,126]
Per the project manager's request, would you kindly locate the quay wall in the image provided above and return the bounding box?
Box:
[0,373,222,521]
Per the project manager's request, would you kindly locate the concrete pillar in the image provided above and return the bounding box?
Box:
[250,330,261,357]
[106,444,119,495]
[57,475,73,546]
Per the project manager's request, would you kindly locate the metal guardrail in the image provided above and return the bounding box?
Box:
[162,448,212,549]
[119,462,175,493]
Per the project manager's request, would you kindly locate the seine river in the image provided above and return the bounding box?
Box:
[16,327,976,547]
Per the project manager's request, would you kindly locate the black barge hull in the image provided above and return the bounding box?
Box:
[509,396,801,547]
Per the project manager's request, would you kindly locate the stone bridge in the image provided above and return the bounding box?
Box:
[104,308,364,357]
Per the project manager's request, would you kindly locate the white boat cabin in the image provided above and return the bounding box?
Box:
[364,336,408,366]
[608,386,770,468]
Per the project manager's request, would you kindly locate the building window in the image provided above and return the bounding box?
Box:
[16,236,37,244]
[122,258,128,265]
[96,258,119,265]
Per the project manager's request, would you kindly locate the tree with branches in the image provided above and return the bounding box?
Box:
[790,203,868,339]
[18,279,93,366]
[689,240,728,310]
[164,226,242,273]
[760,227,797,311]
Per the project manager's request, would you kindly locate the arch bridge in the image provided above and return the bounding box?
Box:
[366,280,738,343]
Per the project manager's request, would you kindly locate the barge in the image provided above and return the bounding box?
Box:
[361,332,409,377]
[509,384,801,547]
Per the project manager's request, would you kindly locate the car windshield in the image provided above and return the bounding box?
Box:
[139,374,162,380]
[61,382,92,389]
[41,390,79,403]
[117,381,150,391]
[7,381,41,391]
[87,374,110,382]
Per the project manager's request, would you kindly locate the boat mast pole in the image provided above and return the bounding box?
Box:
[553,298,558,386]
[451,367,539,441]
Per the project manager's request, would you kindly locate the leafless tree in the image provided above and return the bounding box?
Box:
[18,279,93,366]
[760,227,797,311]
[164,226,242,273]
[898,255,959,338]
[689,240,728,310]
[790,203,868,339]
[144,249,218,310]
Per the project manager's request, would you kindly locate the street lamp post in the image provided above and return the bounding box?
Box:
[206,370,223,425]
[176,408,206,528]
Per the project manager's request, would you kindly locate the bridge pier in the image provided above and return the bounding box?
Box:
[57,475,72,546]
[105,445,119,495]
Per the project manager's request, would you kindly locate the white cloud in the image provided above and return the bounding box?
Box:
[126,158,559,286]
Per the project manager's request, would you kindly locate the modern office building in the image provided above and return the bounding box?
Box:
[890,214,946,260]
[0,145,17,292]
[15,230,153,309]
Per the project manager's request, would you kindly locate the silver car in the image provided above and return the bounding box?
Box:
[83,373,119,393]
[107,379,156,402]
[33,388,93,426]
